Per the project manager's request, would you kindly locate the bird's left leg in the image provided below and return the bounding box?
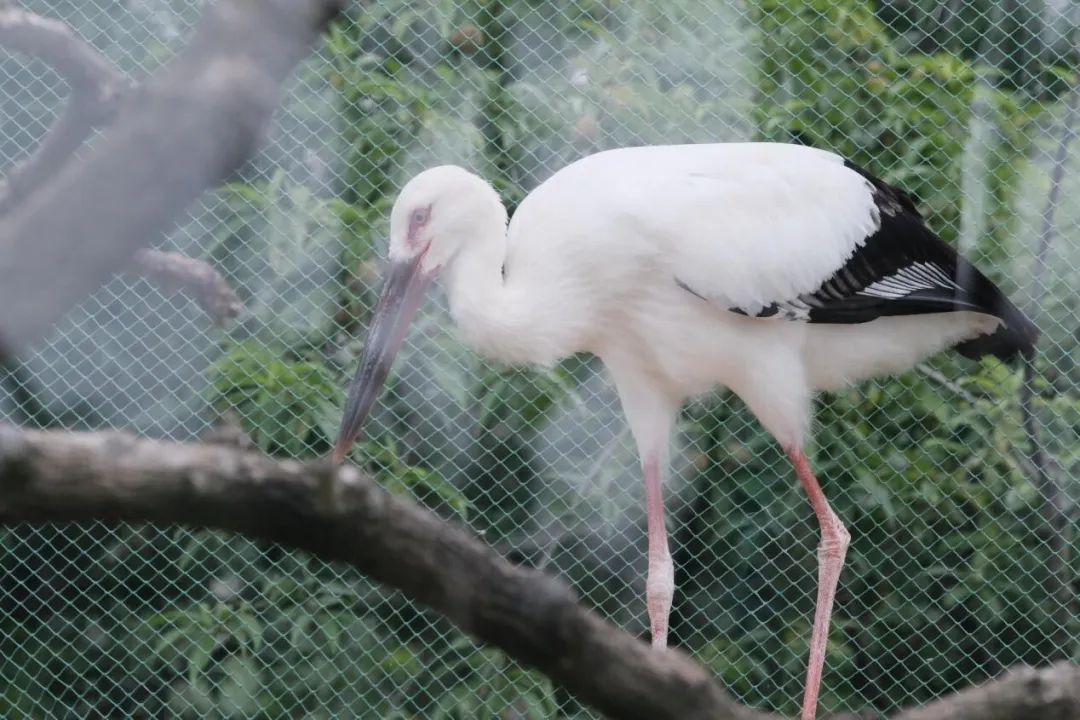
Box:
[643,453,674,649]
[603,358,678,649]
[788,447,850,720]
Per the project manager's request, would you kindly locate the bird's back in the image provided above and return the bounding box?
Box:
[506,143,882,312]
[499,142,1035,393]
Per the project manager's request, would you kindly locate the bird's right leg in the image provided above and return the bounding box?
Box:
[788,447,850,720]
[731,358,845,718]
[643,453,674,649]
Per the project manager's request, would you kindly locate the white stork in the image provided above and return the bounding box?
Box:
[331,142,1038,720]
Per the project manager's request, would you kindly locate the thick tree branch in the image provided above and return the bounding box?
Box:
[0,0,344,355]
[1,424,1077,720]
[127,249,243,324]
[0,424,774,720]
[0,5,133,213]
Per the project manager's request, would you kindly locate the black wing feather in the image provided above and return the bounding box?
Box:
[712,160,1038,362]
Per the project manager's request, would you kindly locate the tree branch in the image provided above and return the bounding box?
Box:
[0,5,133,213]
[0,0,344,355]
[127,248,243,324]
[0,7,243,325]
[0,423,774,720]
[891,661,1080,720]
[916,362,978,404]
[0,424,1076,720]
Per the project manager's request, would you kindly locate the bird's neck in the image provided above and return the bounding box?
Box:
[447,218,581,368]
[443,222,529,365]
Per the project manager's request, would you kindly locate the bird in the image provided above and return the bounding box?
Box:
[331,142,1038,720]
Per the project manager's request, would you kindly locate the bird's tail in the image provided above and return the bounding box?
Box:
[952,266,1039,363]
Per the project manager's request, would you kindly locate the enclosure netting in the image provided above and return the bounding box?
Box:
[1,1,1077,718]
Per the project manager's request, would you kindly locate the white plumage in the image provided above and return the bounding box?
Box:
[334,142,1037,720]
[525,143,882,313]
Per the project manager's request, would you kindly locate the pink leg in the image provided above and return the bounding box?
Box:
[789,448,850,720]
[644,454,674,649]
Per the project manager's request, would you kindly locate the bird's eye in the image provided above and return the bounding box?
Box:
[412,208,429,225]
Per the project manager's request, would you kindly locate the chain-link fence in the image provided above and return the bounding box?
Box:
[1,0,1078,717]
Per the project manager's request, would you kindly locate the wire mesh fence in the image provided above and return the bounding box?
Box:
[1,0,1077,718]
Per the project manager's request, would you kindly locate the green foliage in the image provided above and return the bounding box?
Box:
[752,0,1041,260]
[361,436,472,521]
[0,524,557,719]
[206,170,348,350]
[209,341,340,458]
[4,1,1077,719]
[476,365,582,435]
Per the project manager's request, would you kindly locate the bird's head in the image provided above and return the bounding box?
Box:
[387,164,506,272]
[332,165,505,464]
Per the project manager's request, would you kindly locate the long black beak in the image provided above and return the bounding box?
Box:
[333,254,435,463]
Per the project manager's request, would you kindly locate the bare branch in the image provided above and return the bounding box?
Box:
[0,423,774,720]
[127,248,242,324]
[0,6,133,213]
[915,362,978,404]
[0,0,346,356]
